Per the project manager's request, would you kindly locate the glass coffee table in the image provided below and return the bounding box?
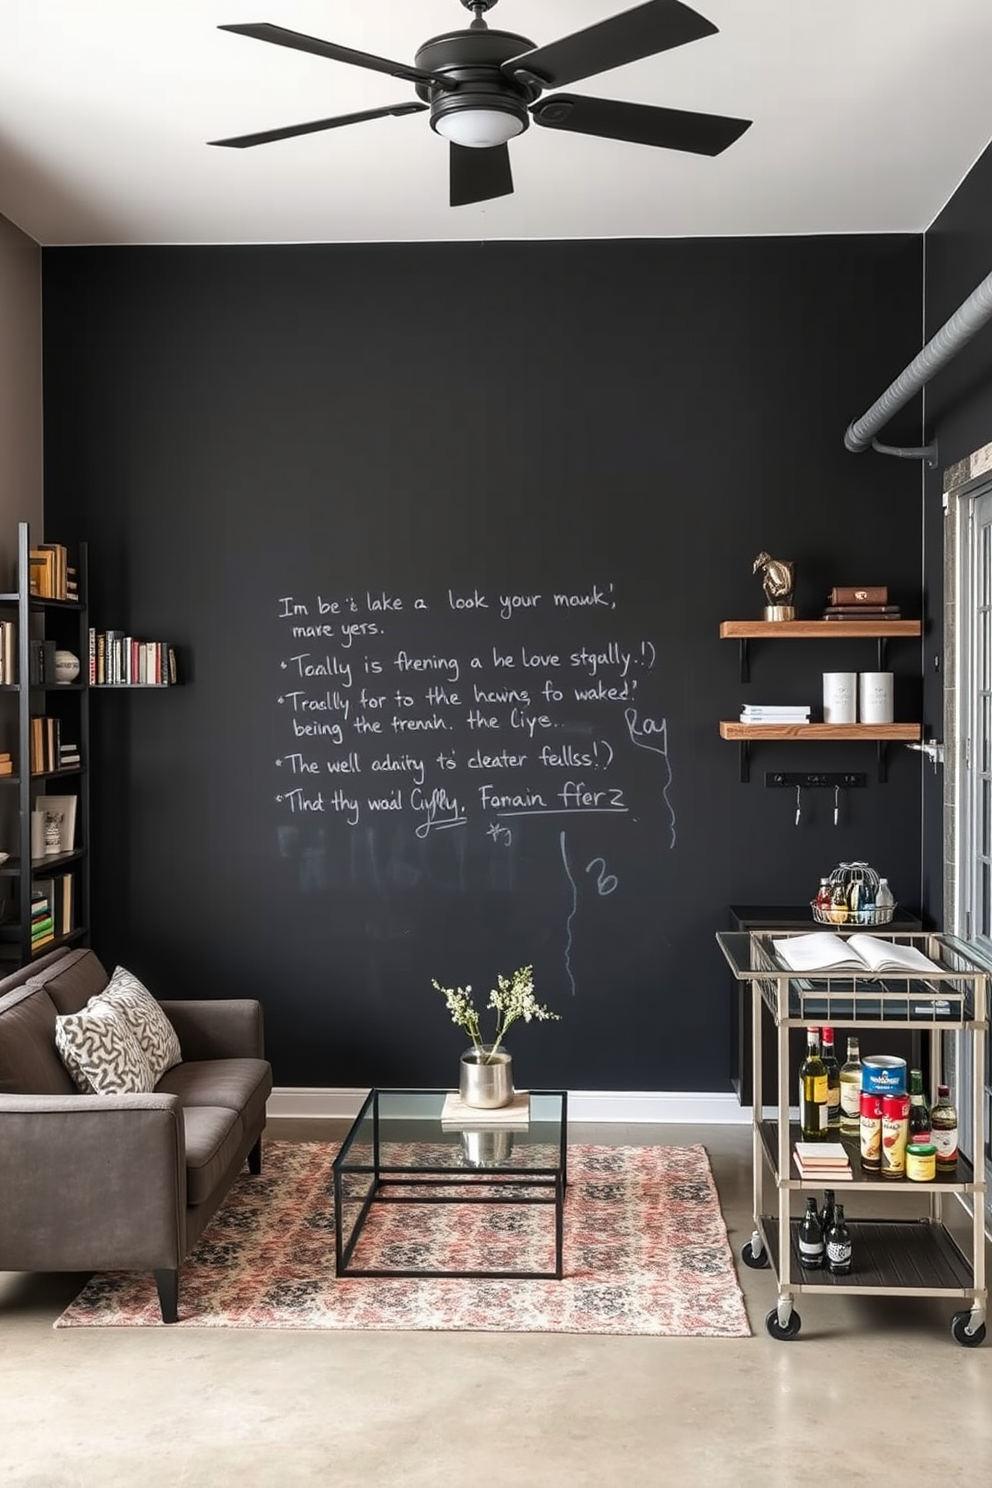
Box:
[333,1088,568,1280]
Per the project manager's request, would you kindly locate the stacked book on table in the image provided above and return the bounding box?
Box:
[823,585,901,621]
[739,704,811,725]
[440,1090,531,1129]
[793,1140,853,1181]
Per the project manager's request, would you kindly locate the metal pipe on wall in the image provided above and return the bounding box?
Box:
[845,266,992,456]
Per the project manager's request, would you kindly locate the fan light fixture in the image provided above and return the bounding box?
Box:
[210,2,754,208]
[434,107,525,148]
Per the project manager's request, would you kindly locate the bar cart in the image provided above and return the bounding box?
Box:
[716,929,989,1345]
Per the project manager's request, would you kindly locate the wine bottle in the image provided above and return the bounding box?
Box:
[819,1187,836,1237]
[799,1026,830,1141]
[931,1084,959,1171]
[839,1035,862,1135]
[821,1025,841,1129]
[825,1202,853,1274]
[875,877,895,917]
[828,882,849,924]
[798,1195,825,1269]
[908,1068,931,1144]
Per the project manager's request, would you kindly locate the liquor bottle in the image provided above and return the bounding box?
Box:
[825,1202,853,1274]
[799,1026,830,1141]
[828,882,849,924]
[798,1195,824,1269]
[857,882,876,925]
[821,1026,841,1129]
[907,1068,931,1144]
[819,1187,836,1237]
[814,877,832,917]
[875,877,895,918]
[839,1035,863,1135]
[931,1084,959,1171]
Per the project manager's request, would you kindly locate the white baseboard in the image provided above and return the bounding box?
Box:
[266,1087,752,1125]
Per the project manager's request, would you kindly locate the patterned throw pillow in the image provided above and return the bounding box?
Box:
[96,966,182,1083]
[55,1004,154,1095]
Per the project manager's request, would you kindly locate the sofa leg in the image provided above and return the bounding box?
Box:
[248,1136,263,1175]
[155,1269,179,1324]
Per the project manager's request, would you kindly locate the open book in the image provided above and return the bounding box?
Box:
[772,930,942,976]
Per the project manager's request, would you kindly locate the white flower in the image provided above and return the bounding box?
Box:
[432,966,560,1062]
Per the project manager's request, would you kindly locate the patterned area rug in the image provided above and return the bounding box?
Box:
[54,1141,751,1335]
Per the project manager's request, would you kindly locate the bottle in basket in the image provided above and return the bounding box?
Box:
[875,877,895,918]
[814,878,832,919]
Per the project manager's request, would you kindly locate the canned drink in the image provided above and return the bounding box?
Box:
[862,1056,907,1096]
[860,1091,883,1171]
[881,1092,911,1178]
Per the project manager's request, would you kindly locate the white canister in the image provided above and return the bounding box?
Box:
[859,671,894,724]
[822,672,857,724]
[30,810,46,861]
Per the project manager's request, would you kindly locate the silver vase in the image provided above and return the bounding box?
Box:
[459,1045,513,1109]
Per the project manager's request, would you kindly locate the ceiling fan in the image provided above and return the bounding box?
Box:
[209,0,752,207]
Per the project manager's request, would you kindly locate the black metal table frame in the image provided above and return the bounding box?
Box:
[333,1087,569,1280]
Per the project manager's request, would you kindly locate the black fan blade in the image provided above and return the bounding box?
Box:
[219,23,455,89]
[531,94,751,156]
[209,102,426,149]
[450,143,513,207]
[503,0,717,91]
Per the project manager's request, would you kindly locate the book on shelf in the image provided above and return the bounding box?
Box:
[740,705,811,721]
[772,930,942,976]
[794,1160,853,1181]
[827,586,889,606]
[0,619,15,684]
[822,606,902,619]
[32,873,73,937]
[27,543,70,600]
[793,1141,851,1168]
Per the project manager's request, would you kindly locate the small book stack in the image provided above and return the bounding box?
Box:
[440,1090,531,1129]
[739,703,811,724]
[823,585,902,621]
[793,1140,853,1181]
[58,740,80,771]
[30,890,54,952]
[0,752,11,778]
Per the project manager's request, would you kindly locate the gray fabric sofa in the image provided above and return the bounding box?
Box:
[0,944,272,1322]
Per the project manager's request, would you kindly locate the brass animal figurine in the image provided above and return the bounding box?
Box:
[753,551,796,619]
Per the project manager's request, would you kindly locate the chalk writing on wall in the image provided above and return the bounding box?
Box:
[273,583,676,850]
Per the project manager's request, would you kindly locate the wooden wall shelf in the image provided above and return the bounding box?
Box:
[720,620,921,639]
[719,723,921,742]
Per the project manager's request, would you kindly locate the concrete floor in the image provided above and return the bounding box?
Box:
[3,1118,992,1488]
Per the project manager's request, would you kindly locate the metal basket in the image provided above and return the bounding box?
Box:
[810,899,896,927]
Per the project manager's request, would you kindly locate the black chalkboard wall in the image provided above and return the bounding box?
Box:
[40,236,928,1094]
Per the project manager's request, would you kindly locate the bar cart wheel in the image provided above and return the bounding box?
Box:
[950,1310,986,1348]
[765,1306,802,1341]
[741,1239,769,1269]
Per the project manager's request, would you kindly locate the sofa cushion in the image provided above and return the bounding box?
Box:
[96,965,182,1082]
[0,984,76,1095]
[54,1003,155,1095]
[155,1058,272,1135]
[28,947,110,1017]
[182,1105,245,1206]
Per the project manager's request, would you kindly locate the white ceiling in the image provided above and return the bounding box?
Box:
[2,0,992,247]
